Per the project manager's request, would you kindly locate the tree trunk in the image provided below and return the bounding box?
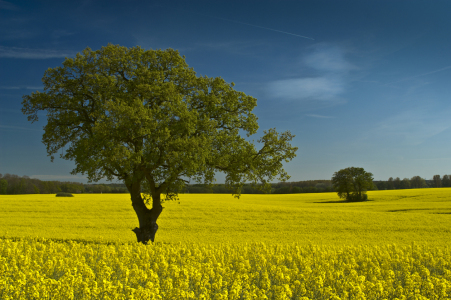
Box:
[128,182,163,244]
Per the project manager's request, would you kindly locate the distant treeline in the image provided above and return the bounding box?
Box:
[186,180,336,194]
[269,175,451,194]
[0,173,449,195]
[0,174,335,195]
[374,175,451,190]
[0,174,336,195]
[0,173,127,194]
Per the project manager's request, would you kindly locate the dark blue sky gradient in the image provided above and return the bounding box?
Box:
[2,0,451,182]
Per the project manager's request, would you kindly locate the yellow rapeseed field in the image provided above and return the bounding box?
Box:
[1,188,451,299]
[1,188,450,245]
[1,238,451,299]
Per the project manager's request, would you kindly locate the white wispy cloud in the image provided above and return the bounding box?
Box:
[0,46,73,59]
[303,45,354,73]
[268,44,353,102]
[305,114,334,119]
[269,76,344,101]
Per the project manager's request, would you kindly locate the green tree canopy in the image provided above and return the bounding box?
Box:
[432,175,442,188]
[393,177,401,189]
[331,167,373,201]
[0,179,7,194]
[410,176,427,189]
[21,44,298,244]
[400,178,411,189]
[387,177,394,190]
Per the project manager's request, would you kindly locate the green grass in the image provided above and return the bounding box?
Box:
[1,188,450,246]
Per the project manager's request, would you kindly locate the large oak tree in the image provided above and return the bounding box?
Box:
[22,44,298,244]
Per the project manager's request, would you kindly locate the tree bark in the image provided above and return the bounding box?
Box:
[128,182,163,244]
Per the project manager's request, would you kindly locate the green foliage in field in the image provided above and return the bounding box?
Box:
[1,188,450,246]
[1,238,450,299]
[55,192,74,197]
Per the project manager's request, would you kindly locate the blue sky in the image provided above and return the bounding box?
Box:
[2,0,451,183]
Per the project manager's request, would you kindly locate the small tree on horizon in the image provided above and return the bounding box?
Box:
[433,175,442,188]
[400,178,411,189]
[387,177,394,190]
[393,177,401,189]
[331,167,374,201]
[21,44,298,244]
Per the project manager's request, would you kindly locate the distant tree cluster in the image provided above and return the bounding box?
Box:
[332,167,374,202]
[56,192,74,197]
[374,174,451,190]
[0,173,127,194]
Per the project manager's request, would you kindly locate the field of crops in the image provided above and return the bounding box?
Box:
[1,189,451,299]
[1,189,451,245]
